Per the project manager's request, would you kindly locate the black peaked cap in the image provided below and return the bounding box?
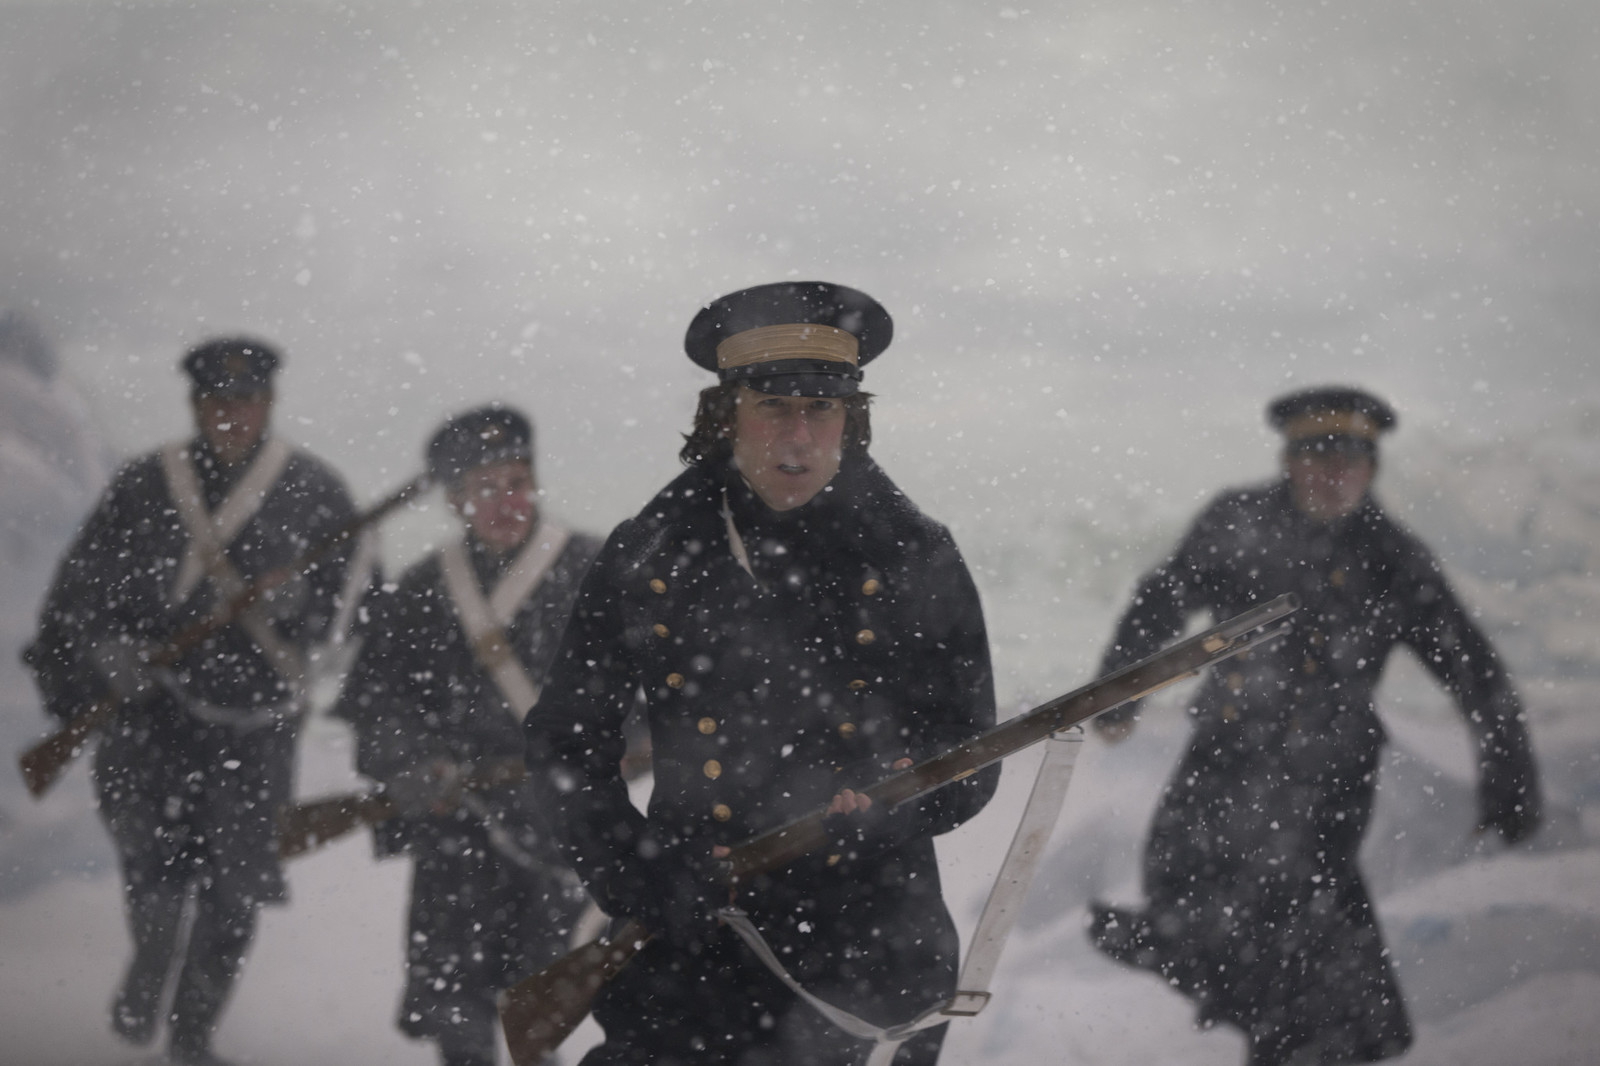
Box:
[1267,386,1397,432]
[181,336,281,396]
[427,405,534,485]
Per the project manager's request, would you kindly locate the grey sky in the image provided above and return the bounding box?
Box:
[3,0,1597,544]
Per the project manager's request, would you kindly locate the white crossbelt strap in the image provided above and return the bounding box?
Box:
[440,521,571,722]
[718,728,1086,1065]
[720,488,757,581]
[163,439,293,605]
[160,439,305,684]
[323,527,380,651]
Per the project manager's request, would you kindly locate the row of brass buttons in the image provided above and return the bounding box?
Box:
[646,574,880,828]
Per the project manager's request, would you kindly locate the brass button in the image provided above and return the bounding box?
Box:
[666,672,686,689]
[847,679,867,691]
[649,578,667,594]
[861,579,881,596]
[826,853,842,866]
[702,759,722,780]
[1222,704,1239,721]
[1329,569,1346,588]
[1226,672,1244,693]
[1302,658,1318,676]
[652,623,670,638]
[697,717,717,735]
[855,629,876,645]
[837,722,858,738]
[712,803,732,822]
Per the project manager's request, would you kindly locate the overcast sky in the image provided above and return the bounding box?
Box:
[3,0,1597,550]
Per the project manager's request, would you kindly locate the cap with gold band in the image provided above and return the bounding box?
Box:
[684,281,892,397]
[1267,386,1396,455]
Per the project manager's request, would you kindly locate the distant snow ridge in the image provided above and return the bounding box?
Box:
[1388,411,1600,679]
[0,312,115,810]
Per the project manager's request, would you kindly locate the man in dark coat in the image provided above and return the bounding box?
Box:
[24,337,370,1066]
[1088,386,1542,1066]
[523,281,1000,1066]
[332,405,600,1066]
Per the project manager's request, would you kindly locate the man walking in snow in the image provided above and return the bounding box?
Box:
[25,337,370,1065]
[333,405,600,1066]
[522,281,1000,1065]
[1088,385,1542,1066]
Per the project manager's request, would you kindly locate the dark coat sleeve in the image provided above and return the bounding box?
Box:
[521,521,655,916]
[24,457,174,724]
[1390,530,1541,842]
[266,453,364,647]
[1094,495,1231,725]
[330,564,455,783]
[829,525,998,860]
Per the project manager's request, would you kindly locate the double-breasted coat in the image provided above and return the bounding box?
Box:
[1092,479,1540,1066]
[333,527,600,1043]
[523,456,999,1066]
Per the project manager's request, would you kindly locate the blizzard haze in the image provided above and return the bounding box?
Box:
[2,3,1598,1066]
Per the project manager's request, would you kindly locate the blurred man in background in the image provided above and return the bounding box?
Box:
[1089,385,1542,1066]
[25,337,368,1066]
[333,406,600,1066]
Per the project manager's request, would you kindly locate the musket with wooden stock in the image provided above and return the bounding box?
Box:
[498,592,1300,1065]
[276,755,529,859]
[18,471,434,799]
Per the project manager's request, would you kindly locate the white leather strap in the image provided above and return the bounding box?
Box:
[162,438,292,605]
[718,728,1087,1063]
[440,521,570,722]
[950,728,1083,1007]
[720,488,757,581]
[159,438,304,683]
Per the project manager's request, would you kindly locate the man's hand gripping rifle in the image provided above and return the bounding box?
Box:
[498,593,1300,1065]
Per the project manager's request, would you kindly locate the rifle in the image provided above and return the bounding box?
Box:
[497,593,1299,1064]
[277,737,660,861]
[18,472,433,799]
[276,755,529,860]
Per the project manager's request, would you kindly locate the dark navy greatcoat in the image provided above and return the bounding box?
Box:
[524,456,999,1066]
[27,436,362,907]
[332,529,600,1043]
[1093,479,1540,1066]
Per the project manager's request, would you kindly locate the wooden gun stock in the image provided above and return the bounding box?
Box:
[498,594,1299,1064]
[275,793,398,860]
[276,755,531,860]
[19,472,432,799]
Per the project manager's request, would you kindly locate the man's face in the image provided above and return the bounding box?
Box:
[730,386,846,511]
[1284,448,1375,521]
[448,458,538,553]
[193,391,273,465]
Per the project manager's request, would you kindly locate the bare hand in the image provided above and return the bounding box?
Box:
[710,758,916,861]
[826,757,914,815]
[427,759,465,816]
